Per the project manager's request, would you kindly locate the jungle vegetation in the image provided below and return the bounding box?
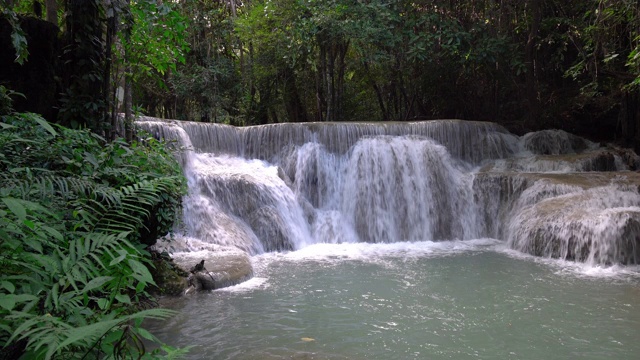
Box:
[3,1,640,146]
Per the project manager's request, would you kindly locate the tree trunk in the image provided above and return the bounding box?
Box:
[124,0,133,143]
[45,0,57,24]
[363,61,388,120]
[620,90,640,152]
[326,44,334,122]
[105,1,116,140]
[282,68,307,122]
[525,0,542,126]
[316,44,327,121]
[335,41,348,121]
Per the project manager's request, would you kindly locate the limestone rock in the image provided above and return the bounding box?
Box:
[172,247,253,291]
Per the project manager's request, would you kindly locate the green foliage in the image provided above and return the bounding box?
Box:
[0,110,187,359]
[127,0,190,78]
[0,85,24,116]
[1,6,29,64]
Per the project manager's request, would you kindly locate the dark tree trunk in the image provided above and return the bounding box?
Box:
[61,0,105,132]
[45,0,57,24]
[104,5,116,140]
[363,61,389,120]
[525,0,542,125]
[282,68,308,122]
[620,91,640,152]
[123,0,133,143]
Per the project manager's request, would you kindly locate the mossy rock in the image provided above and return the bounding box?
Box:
[149,251,188,296]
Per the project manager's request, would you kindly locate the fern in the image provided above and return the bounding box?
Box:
[1,112,187,359]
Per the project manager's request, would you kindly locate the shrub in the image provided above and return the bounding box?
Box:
[0,110,187,359]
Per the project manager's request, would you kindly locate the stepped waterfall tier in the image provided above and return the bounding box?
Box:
[139,117,640,265]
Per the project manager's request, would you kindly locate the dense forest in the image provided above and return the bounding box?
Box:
[3,1,640,148]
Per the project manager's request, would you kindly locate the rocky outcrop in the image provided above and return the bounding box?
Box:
[473,171,640,264]
[479,150,621,173]
[507,189,640,264]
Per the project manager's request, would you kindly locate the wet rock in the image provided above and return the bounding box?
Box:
[480,150,620,173]
[172,247,253,291]
[248,206,294,252]
[149,251,189,296]
[507,191,640,264]
[522,129,594,155]
[474,171,640,264]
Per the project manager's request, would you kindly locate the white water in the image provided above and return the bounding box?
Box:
[139,118,640,266]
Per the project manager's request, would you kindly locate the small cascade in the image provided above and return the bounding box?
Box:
[138,117,640,265]
[507,187,640,264]
[340,136,474,242]
[182,155,312,254]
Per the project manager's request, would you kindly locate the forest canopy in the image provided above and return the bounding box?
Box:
[2,0,640,147]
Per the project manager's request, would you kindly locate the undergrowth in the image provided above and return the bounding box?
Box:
[0,88,188,359]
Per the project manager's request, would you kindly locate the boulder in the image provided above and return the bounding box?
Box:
[172,247,254,292]
[521,129,594,155]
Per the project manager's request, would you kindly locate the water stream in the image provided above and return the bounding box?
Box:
[140,118,640,358]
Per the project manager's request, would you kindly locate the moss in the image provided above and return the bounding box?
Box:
[149,251,188,296]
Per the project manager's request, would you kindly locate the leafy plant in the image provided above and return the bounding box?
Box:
[0,107,187,359]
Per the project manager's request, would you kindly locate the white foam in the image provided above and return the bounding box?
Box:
[214,277,270,293]
[496,245,640,279]
[253,238,501,264]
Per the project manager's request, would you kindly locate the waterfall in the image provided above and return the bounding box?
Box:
[138,117,640,265]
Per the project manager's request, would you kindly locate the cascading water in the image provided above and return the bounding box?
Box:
[138,117,640,266]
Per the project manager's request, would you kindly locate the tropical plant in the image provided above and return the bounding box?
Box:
[0,105,187,359]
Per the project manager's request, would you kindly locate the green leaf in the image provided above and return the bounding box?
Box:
[115,294,131,304]
[2,197,26,221]
[109,253,128,266]
[0,294,38,311]
[0,296,15,311]
[42,226,64,241]
[97,298,109,310]
[135,327,157,342]
[1,281,16,294]
[82,276,114,294]
[128,258,155,285]
[32,116,57,136]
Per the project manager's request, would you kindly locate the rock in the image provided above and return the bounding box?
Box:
[479,150,620,173]
[173,247,253,291]
[521,129,594,155]
[190,259,206,273]
[149,251,189,296]
[474,171,640,264]
[507,192,640,264]
[247,206,294,252]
